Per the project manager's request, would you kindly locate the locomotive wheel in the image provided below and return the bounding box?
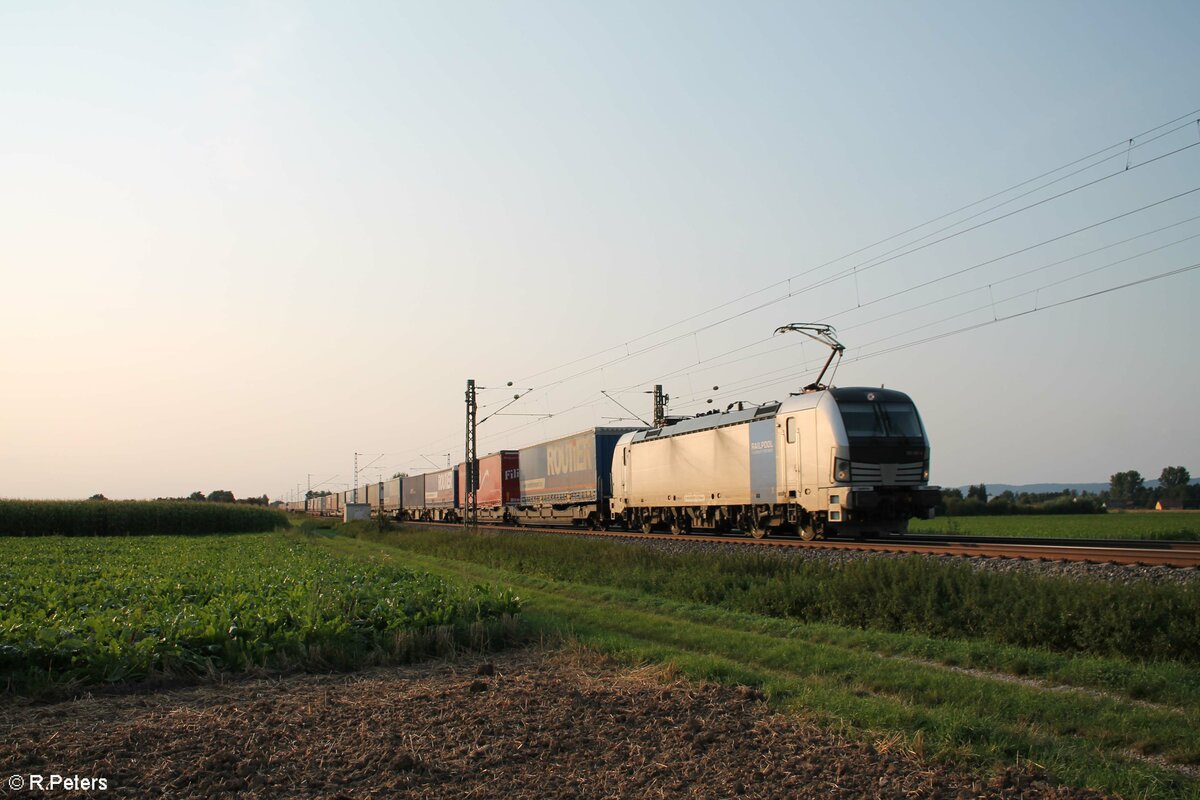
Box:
[746,516,769,540]
[670,516,688,535]
[641,518,654,534]
[798,524,819,542]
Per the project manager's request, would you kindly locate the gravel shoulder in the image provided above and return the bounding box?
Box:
[1,648,1107,799]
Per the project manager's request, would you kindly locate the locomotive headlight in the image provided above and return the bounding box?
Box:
[922,461,930,481]
[834,457,851,483]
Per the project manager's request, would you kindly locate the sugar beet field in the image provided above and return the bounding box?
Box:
[0,532,521,693]
[2,503,1199,800]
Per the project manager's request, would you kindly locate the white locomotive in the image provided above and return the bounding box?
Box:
[610,325,940,539]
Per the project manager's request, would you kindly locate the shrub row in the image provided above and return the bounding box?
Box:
[375,527,1200,663]
[941,496,1106,516]
[0,500,288,536]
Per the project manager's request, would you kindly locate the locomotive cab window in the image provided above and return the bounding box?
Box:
[785,417,796,443]
[839,401,924,439]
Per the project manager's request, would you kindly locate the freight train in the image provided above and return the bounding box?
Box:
[285,385,940,540]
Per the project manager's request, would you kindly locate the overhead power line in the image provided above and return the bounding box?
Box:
[516,108,1200,387]
[312,107,1200,473]
[671,261,1200,409]
[508,131,1200,406]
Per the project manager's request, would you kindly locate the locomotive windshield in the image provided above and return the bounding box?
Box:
[838,401,924,439]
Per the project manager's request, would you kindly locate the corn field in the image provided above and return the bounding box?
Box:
[0,500,288,536]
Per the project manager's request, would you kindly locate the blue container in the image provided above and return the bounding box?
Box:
[518,428,640,505]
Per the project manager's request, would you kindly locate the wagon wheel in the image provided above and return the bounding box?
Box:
[746,514,769,540]
[669,515,689,536]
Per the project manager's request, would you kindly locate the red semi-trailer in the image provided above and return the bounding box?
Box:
[457,451,520,522]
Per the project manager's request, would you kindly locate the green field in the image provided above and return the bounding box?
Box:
[0,499,287,536]
[5,516,1198,797]
[316,524,1200,800]
[911,510,1200,540]
[0,533,521,692]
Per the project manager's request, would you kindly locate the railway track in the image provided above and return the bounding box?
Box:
[401,520,1200,568]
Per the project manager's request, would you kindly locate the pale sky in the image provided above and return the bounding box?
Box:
[2,1,1198,501]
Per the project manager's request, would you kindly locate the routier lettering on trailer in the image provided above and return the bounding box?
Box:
[436,473,453,490]
[547,441,593,477]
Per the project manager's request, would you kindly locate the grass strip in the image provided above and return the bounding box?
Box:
[341,525,1200,707]
[347,524,1200,665]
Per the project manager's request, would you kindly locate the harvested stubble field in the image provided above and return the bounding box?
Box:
[0,649,1105,799]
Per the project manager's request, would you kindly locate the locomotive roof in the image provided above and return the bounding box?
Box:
[630,401,782,443]
[629,386,916,444]
[827,387,914,404]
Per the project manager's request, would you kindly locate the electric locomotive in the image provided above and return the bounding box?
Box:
[609,385,939,539]
[609,324,939,539]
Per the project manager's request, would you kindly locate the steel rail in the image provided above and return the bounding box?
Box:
[400,520,1200,568]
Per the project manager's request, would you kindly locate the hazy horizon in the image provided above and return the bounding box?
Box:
[2,1,1198,502]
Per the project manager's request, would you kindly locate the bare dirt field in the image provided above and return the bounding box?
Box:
[1,649,1107,799]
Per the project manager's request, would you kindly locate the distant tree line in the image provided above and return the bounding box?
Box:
[1105,466,1196,509]
[936,486,1105,516]
[937,465,1195,515]
[85,490,271,506]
